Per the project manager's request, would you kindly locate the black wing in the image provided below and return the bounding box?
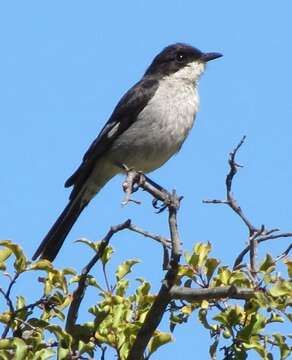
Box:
[65,77,159,196]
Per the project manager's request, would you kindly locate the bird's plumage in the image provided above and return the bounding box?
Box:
[33,43,222,261]
[65,78,159,199]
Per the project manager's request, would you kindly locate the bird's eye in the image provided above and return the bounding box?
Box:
[176,52,185,62]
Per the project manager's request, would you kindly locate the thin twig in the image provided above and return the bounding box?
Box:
[102,263,111,292]
[274,243,292,262]
[233,232,292,269]
[203,137,262,275]
[128,223,171,248]
[1,272,20,338]
[66,220,131,333]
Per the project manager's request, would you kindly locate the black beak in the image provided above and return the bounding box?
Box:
[200,52,223,62]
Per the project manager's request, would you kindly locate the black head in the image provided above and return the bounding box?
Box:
[144,43,222,78]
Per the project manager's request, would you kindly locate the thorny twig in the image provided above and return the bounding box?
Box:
[203,136,292,277]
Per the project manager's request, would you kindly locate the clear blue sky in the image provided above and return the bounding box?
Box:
[1,1,292,359]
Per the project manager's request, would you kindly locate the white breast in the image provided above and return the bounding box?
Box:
[107,77,199,173]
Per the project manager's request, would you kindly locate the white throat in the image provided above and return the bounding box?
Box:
[165,60,206,84]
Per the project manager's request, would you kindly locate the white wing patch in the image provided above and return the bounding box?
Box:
[106,122,120,138]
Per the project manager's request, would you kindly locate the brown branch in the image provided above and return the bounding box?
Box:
[233,232,292,269]
[170,285,255,301]
[127,191,182,360]
[66,220,131,333]
[275,243,292,262]
[1,272,20,338]
[67,172,180,336]
[203,136,271,276]
[128,223,171,248]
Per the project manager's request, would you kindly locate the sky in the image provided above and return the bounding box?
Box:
[1,1,292,359]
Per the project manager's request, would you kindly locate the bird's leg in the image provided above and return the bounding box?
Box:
[121,165,176,213]
[121,165,142,205]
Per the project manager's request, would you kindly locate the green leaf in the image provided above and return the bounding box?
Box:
[242,341,268,358]
[284,259,292,278]
[0,247,12,270]
[273,333,291,359]
[30,260,54,272]
[33,348,56,360]
[181,305,194,315]
[62,267,76,276]
[213,306,244,327]
[186,243,212,270]
[199,309,217,330]
[215,266,231,285]
[58,347,71,360]
[115,259,140,281]
[115,279,129,296]
[205,258,220,281]
[28,318,49,328]
[148,331,173,355]
[270,280,292,297]
[229,271,251,286]
[75,238,99,252]
[238,313,266,341]
[0,312,11,324]
[46,324,72,348]
[78,340,95,355]
[101,245,114,265]
[0,240,27,273]
[259,254,275,273]
[12,338,28,360]
[16,296,26,310]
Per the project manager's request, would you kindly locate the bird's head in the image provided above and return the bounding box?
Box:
[145,43,222,83]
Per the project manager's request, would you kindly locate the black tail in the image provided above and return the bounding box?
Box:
[32,196,86,262]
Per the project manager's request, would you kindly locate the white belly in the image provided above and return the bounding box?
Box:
[107,78,199,172]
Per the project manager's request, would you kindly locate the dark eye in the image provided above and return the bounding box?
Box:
[176,52,185,62]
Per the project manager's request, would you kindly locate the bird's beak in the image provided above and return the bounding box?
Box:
[200,52,223,62]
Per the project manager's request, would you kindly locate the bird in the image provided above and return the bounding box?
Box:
[33,43,222,261]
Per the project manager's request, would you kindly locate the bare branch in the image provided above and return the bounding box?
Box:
[1,272,20,338]
[128,223,171,248]
[233,232,292,269]
[66,220,131,333]
[170,285,255,301]
[275,243,292,262]
[204,137,271,275]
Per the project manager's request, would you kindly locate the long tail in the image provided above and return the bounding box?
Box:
[32,196,86,262]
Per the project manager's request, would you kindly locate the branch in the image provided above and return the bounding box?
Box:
[204,137,292,277]
[127,190,182,360]
[233,232,292,269]
[275,243,292,262]
[128,223,171,248]
[170,285,255,301]
[66,220,131,333]
[203,136,257,235]
[1,272,20,338]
